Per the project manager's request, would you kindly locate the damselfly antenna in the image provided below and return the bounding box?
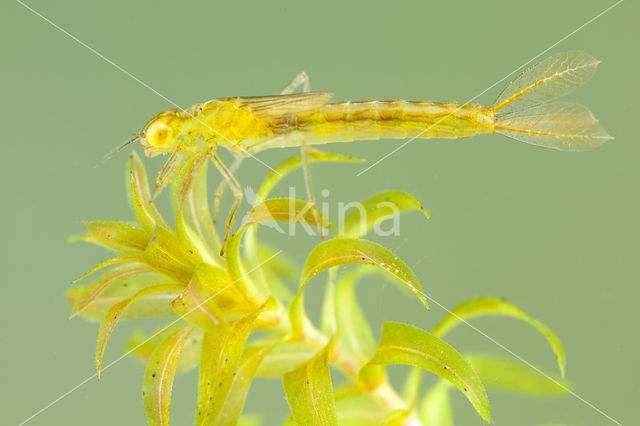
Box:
[95,133,141,167]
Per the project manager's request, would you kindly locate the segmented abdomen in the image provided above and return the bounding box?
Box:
[273,100,495,144]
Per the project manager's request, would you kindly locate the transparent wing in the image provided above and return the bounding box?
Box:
[495,102,612,152]
[493,51,600,115]
[232,92,333,117]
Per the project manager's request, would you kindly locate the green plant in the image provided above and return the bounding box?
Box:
[68,151,570,425]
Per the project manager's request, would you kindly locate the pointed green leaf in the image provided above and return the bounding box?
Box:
[256,341,316,377]
[320,274,336,335]
[290,238,427,338]
[335,395,386,425]
[339,191,430,238]
[419,381,453,426]
[175,209,218,267]
[237,415,263,426]
[143,326,194,426]
[140,226,198,282]
[380,367,423,426]
[193,262,256,315]
[82,221,150,255]
[401,367,423,408]
[170,270,229,333]
[226,198,332,303]
[66,271,173,321]
[281,417,295,426]
[432,296,566,376]
[195,307,263,425]
[282,343,338,426]
[96,283,183,375]
[71,264,151,317]
[466,354,571,395]
[127,152,168,232]
[361,322,490,422]
[256,151,365,204]
[212,344,273,425]
[171,153,208,209]
[175,329,203,373]
[335,266,380,362]
[72,256,139,283]
[244,151,357,301]
[171,154,223,263]
[126,321,201,373]
[248,198,332,230]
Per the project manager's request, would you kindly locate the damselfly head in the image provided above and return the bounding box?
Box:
[140,109,182,157]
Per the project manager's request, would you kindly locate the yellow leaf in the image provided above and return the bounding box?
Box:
[140,226,199,282]
[256,151,364,204]
[96,283,183,375]
[432,296,566,376]
[212,345,273,425]
[70,264,151,317]
[143,326,194,426]
[362,322,490,422]
[339,191,429,238]
[195,306,264,425]
[282,343,338,426]
[82,221,150,255]
[127,152,168,232]
[290,238,427,339]
[170,268,230,333]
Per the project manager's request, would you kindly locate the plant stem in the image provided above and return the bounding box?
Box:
[301,318,413,419]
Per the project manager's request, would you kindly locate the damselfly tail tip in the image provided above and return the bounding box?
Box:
[492,51,612,152]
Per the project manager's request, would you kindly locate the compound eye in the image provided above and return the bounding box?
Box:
[145,121,174,147]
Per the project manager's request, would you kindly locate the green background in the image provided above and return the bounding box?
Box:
[2,0,638,424]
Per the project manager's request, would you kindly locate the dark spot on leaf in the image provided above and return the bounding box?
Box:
[189,250,194,254]
[152,373,156,378]
[219,382,223,387]
[306,381,310,385]
[443,365,448,370]
[463,387,468,392]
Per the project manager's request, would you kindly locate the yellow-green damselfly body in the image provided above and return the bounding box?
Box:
[126,51,612,254]
[139,51,610,159]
